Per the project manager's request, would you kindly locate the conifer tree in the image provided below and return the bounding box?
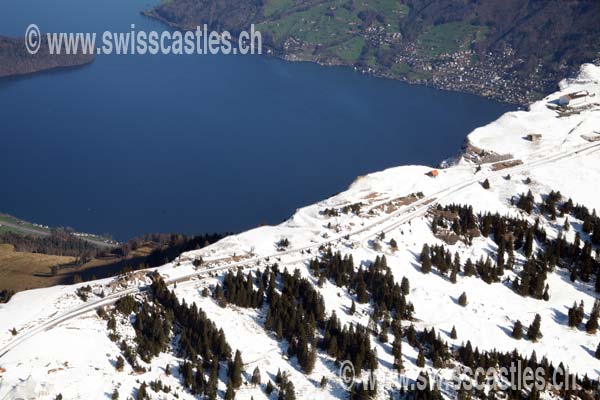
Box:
[524,229,534,258]
[225,379,235,400]
[115,356,124,371]
[464,259,476,277]
[527,314,542,342]
[421,244,432,274]
[586,300,600,334]
[568,302,578,327]
[266,380,274,395]
[595,343,600,360]
[230,350,243,388]
[401,277,410,296]
[452,219,461,235]
[416,349,425,367]
[450,268,457,284]
[320,376,327,388]
[252,366,261,386]
[450,326,457,339]
[512,320,523,340]
[207,368,218,400]
[392,336,403,371]
[458,292,468,307]
[542,285,550,301]
[137,382,148,400]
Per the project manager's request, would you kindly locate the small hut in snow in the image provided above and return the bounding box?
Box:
[526,134,542,142]
[558,91,589,106]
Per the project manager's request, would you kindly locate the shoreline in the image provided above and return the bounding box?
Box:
[0,58,95,81]
[141,9,528,107]
[0,35,95,80]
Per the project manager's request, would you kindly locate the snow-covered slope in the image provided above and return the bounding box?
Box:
[1,64,599,400]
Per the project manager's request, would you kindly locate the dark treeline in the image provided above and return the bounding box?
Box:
[0,229,99,258]
[75,233,227,285]
[0,230,227,296]
[0,228,226,266]
[115,233,227,265]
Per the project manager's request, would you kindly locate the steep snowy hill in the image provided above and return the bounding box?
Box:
[1,64,599,400]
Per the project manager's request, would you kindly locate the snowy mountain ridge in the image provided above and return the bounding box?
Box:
[1,64,600,400]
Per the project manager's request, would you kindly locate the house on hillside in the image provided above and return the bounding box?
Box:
[525,134,542,142]
[558,90,589,106]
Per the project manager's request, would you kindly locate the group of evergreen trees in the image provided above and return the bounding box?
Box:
[568,300,600,334]
[515,190,536,214]
[272,370,297,400]
[426,193,600,301]
[131,299,172,363]
[214,263,380,387]
[415,327,451,369]
[456,341,597,398]
[146,279,237,398]
[310,251,414,320]
[511,314,542,342]
[264,267,323,374]
[152,279,232,363]
[515,191,600,287]
[420,243,503,285]
[322,202,363,217]
[430,204,478,239]
[512,258,549,300]
[323,312,377,373]
[220,269,265,308]
[103,187,600,399]
[107,279,240,398]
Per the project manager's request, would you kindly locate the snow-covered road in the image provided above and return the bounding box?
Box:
[1,140,598,360]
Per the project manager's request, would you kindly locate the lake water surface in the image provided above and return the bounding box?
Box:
[0,0,514,240]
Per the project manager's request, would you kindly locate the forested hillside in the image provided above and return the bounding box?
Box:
[146,0,600,103]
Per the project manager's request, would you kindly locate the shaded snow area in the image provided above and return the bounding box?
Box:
[1,64,600,399]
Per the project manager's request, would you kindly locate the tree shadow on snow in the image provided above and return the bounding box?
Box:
[580,344,596,359]
[550,307,569,325]
[497,323,514,339]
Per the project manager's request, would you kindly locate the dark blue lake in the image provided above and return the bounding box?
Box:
[0,0,514,241]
